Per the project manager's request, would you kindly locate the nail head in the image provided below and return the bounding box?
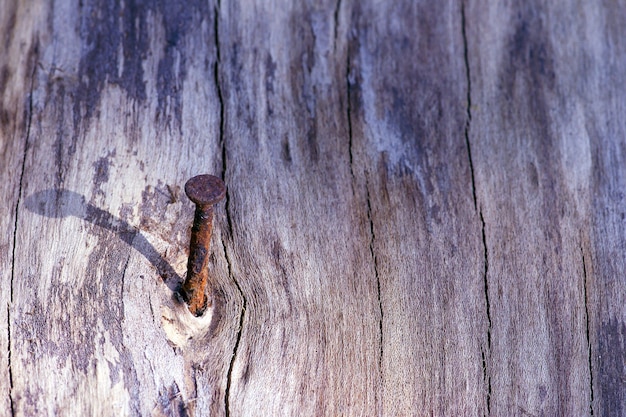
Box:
[185,175,226,206]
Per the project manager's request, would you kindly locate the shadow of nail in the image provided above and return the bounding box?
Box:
[24,189,182,291]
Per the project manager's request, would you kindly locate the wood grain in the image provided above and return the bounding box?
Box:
[1,0,625,415]
[467,0,625,414]
[218,1,382,414]
[0,1,44,415]
[347,1,486,415]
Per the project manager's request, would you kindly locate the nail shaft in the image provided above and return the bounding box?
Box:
[181,175,225,316]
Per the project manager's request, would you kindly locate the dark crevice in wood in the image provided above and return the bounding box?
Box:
[480,211,491,416]
[221,153,245,417]
[581,246,595,416]
[223,241,245,417]
[120,252,131,303]
[213,1,245,415]
[148,289,156,323]
[480,347,488,417]
[8,49,37,416]
[365,178,384,409]
[333,0,342,48]
[189,365,199,414]
[214,0,225,188]
[6,304,14,417]
[460,0,477,210]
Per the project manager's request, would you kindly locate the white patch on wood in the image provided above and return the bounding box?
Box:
[160,304,214,349]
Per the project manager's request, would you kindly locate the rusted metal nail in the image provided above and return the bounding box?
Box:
[181,174,226,316]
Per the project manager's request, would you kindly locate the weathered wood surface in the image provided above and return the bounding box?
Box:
[1,0,625,415]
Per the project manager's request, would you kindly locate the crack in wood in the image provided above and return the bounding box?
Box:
[346,7,383,410]
[6,303,13,417]
[221,167,245,417]
[187,365,200,414]
[224,269,245,417]
[333,0,342,49]
[120,252,131,304]
[214,1,225,172]
[581,245,595,416]
[365,178,384,413]
[213,1,246,415]
[480,211,491,416]
[222,218,244,417]
[462,5,491,414]
[8,44,37,416]
[461,0,477,211]
[480,347,489,417]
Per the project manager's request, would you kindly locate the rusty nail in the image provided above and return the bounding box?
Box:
[181,174,226,316]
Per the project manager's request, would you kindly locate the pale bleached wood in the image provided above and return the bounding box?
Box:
[7,0,240,415]
[2,0,626,416]
[0,1,46,415]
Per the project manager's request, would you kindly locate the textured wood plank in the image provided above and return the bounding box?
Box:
[347,1,487,415]
[465,0,621,415]
[218,1,381,414]
[2,0,625,415]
